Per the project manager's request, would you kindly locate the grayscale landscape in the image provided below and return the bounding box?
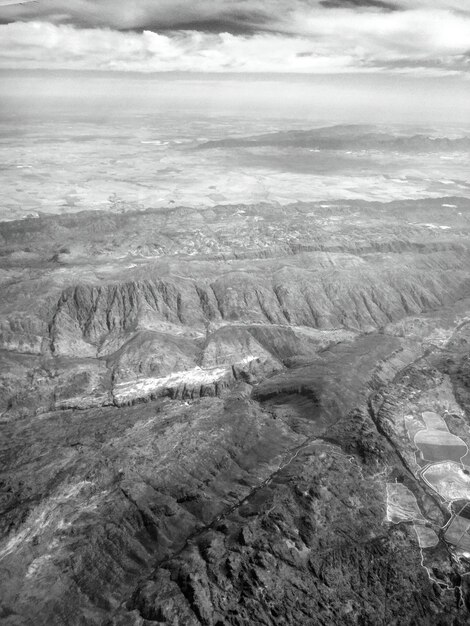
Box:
[1,1,470,625]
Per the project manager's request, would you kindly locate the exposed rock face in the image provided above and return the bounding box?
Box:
[2,248,467,417]
[51,253,469,353]
[2,197,470,624]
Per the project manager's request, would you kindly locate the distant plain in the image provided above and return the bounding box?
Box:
[1,107,469,221]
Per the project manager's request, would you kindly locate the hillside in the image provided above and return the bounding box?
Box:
[2,196,470,624]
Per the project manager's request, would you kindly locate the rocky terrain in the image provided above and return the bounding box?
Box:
[2,195,470,624]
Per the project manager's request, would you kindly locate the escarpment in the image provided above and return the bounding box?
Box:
[1,239,469,417]
[51,252,470,353]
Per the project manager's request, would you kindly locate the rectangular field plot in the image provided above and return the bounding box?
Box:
[386,483,424,523]
[414,524,439,549]
[455,503,470,520]
[417,443,468,463]
[422,462,470,501]
[422,412,449,432]
[415,430,468,464]
[444,515,470,551]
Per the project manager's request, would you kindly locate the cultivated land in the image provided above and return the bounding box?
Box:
[2,123,470,624]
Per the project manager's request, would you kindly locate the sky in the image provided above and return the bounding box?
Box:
[0,0,469,75]
[0,0,469,123]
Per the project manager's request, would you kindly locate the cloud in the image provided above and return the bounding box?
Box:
[0,0,291,32]
[0,2,469,75]
[1,1,469,33]
[0,0,445,32]
[1,1,470,34]
[319,0,399,10]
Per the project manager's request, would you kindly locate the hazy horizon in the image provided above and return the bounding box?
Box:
[1,69,470,126]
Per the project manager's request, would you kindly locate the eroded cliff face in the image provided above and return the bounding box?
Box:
[51,251,468,348]
[2,197,470,625]
[3,245,469,416]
